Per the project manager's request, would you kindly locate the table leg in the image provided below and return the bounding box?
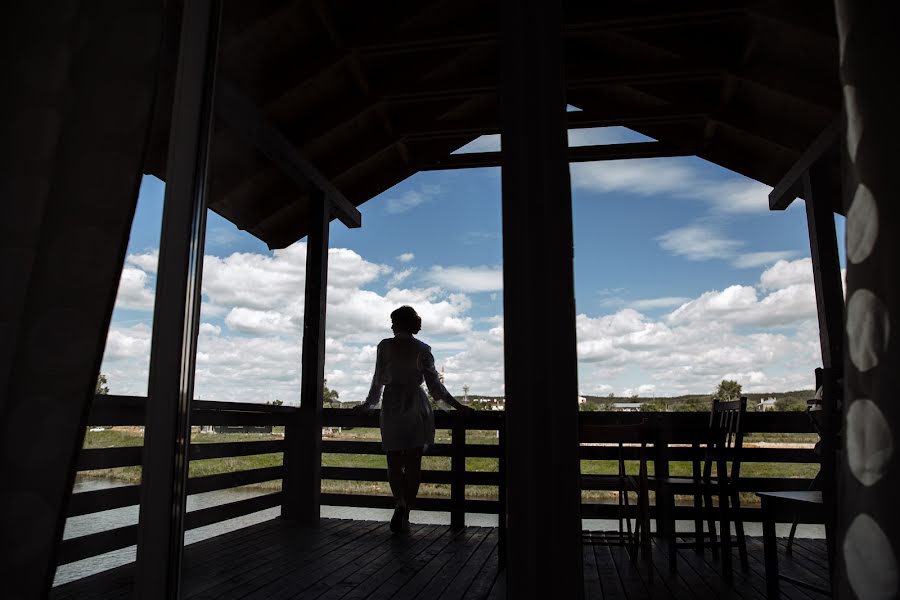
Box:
[762,497,780,599]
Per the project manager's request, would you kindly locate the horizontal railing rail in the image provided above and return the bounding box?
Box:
[321,408,505,529]
[62,397,820,572]
[61,395,293,567]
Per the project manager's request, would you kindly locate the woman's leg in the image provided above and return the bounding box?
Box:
[386,451,405,507]
[402,448,424,510]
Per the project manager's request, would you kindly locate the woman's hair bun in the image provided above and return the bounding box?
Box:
[390,305,422,334]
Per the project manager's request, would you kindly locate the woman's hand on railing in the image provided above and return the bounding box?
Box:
[352,403,373,415]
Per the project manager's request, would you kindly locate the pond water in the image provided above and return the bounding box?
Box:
[54,477,824,586]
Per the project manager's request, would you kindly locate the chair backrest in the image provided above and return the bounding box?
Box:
[703,397,747,482]
[580,420,651,479]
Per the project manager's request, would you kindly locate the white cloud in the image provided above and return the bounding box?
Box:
[103,323,152,361]
[126,250,159,274]
[656,224,743,261]
[759,258,813,290]
[572,158,694,196]
[425,265,503,293]
[629,297,690,310]
[397,252,415,263]
[101,244,820,403]
[732,251,800,269]
[115,267,156,310]
[199,323,221,336]
[623,384,657,397]
[388,267,416,286]
[383,184,442,214]
[571,158,773,214]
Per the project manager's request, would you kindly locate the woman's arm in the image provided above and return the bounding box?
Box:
[420,347,473,412]
[360,342,385,410]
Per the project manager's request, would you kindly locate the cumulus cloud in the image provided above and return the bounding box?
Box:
[397,253,415,263]
[100,243,820,403]
[126,250,159,274]
[759,258,813,290]
[115,267,156,310]
[425,265,503,293]
[665,259,816,330]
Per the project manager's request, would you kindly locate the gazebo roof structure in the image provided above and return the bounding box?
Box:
[144,0,842,248]
[10,1,885,597]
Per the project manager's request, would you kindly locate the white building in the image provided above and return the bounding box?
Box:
[757,397,778,411]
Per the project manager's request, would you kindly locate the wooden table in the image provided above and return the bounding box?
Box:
[757,490,828,599]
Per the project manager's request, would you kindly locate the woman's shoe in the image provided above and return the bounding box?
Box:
[390,506,404,533]
[400,508,411,533]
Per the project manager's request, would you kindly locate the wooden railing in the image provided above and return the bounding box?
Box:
[61,395,293,566]
[578,411,820,522]
[321,409,506,529]
[62,396,819,570]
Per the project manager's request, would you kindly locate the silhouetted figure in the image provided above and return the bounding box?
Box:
[356,305,473,533]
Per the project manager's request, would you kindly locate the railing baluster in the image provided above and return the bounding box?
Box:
[451,412,466,529]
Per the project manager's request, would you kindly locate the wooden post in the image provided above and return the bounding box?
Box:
[134,1,220,597]
[802,165,845,375]
[497,417,507,565]
[500,1,584,597]
[450,412,466,529]
[285,191,330,524]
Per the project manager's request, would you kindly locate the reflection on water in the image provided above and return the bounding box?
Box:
[55,478,825,587]
[54,477,279,586]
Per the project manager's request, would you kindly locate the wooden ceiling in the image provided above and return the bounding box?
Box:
[145,0,841,249]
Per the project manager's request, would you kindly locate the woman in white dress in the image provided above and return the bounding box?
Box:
[356,306,473,533]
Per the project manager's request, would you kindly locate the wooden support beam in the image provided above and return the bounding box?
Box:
[421,141,693,170]
[768,120,841,210]
[803,165,844,374]
[134,1,219,597]
[402,105,710,141]
[215,80,362,229]
[283,191,329,524]
[501,1,583,598]
[381,67,721,104]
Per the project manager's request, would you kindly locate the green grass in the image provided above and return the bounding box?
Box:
[80,428,818,504]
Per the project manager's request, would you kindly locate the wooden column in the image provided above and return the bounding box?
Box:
[284,192,330,524]
[500,1,584,597]
[0,4,162,597]
[134,1,220,597]
[802,164,845,374]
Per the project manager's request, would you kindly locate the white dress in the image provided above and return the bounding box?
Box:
[363,333,449,451]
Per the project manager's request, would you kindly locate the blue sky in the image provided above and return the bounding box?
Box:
[102,127,842,403]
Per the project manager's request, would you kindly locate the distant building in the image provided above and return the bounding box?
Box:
[757,397,777,412]
[210,425,273,434]
[611,402,643,412]
[578,395,586,404]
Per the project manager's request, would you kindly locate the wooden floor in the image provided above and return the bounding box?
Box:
[53,519,830,599]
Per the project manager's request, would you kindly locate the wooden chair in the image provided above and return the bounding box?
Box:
[581,421,652,562]
[651,397,749,576]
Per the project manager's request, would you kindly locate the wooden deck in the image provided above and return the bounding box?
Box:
[52,519,830,599]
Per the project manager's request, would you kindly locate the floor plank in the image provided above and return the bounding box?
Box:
[53,520,833,600]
